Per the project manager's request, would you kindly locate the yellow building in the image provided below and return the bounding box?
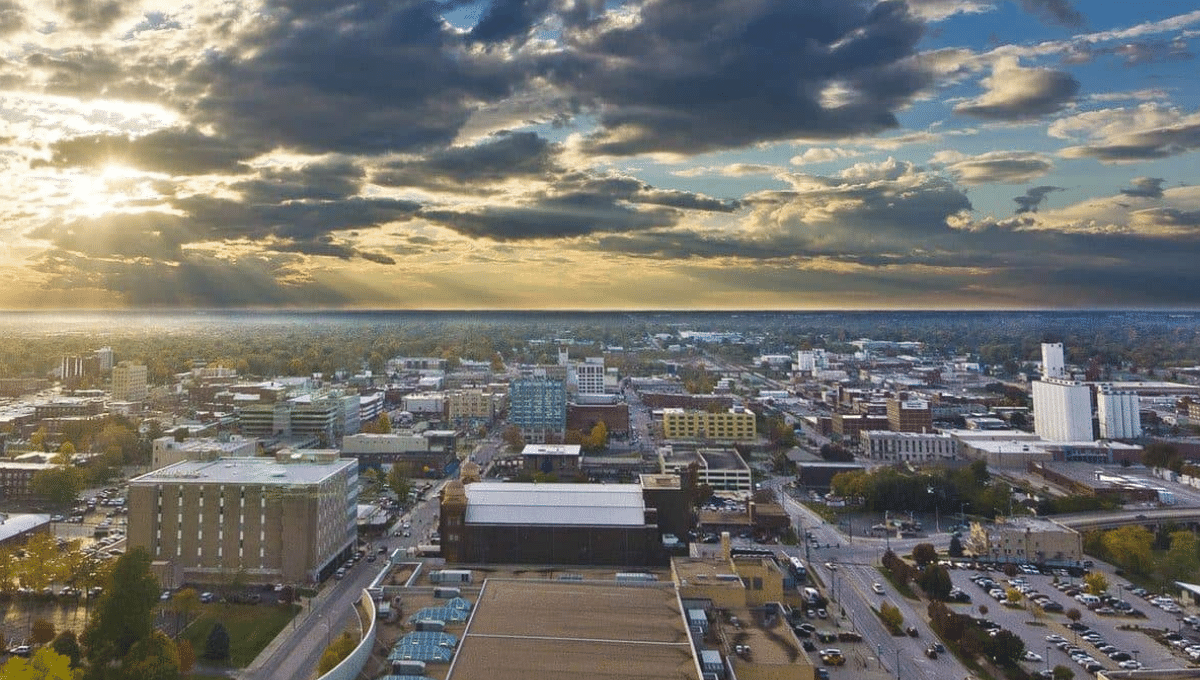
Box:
[448,388,499,423]
[661,407,757,441]
[111,361,148,401]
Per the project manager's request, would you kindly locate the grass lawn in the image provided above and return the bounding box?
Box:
[182,603,298,668]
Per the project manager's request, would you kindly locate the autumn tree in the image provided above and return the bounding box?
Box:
[121,630,181,680]
[1065,607,1082,624]
[0,648,74,680]
[1100,525,1155,575]
[1163,530,1200,583]
[912,543,938,567]
[317,631,358,674]
[502,425,525,452]
[1083,572,1109,596]
[878,601,904,633]
[30,466,84,507]
[387,464,411,500]
[169,588,202,629]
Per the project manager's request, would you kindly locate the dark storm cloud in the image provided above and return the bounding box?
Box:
[56,0,124,33]
[551,0,930,156]
[936,152,1053,185]
[0,0,23,35]
[372,132,559,190]
[1013,185,1064,214]
[1120,177,1166,199]
[191,1,525,155]
[1020,0,1083,28]
[171,195,420,244]
[38,128,264,175]
[27,213,193,261]
[469,0,556,43]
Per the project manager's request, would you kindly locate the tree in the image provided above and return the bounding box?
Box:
[31,618,56,645]
[912,543,938,567]
[170,588,202,629]
[1053,664,1075,680]
[1083,572,1108,596]
[1099,525,1155,575]
[984,628,1025,666]
[502,425,525,452]
[918,564,953,601]
[0,648,74,680]
[1163,530,1200,583]
[204,623,230,661]
[583,421,608,453]
[1065,607,1082,624]
[176,640,195,675]
[878,601,904,633]
[948,534,964,558]
[317,631,358,674]
[50,631,81,669]
[1002,563,1018,578]
[1006,587,1023,606]
[19,534,61,592]
[387,464,411,500]
[121,630,181,680]
[82,547,161,673]
[30,466,84,507]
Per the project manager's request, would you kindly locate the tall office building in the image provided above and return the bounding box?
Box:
[509,376,566,443]
[94,346,115,371]
[1032,378,1092,442]
[111,361,148,401]
[574,357,606,396]
[1097,386,1141,440]
[127,451,357,584]
[1041,343,1066,380]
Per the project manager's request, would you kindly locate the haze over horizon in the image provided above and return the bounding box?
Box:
[1,0,1198,310]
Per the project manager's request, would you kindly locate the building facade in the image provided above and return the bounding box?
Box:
[127,452,358,585]
[661,408,757,441]
[862,431,955,462]
[1041,342,1066,380]
[1033,378,1093,442]
[151,436,257,470]
[887,397,932,433]
[574,358,606,396]
[111,361,149,401]
[508,377,566,443]
[1097,386,1141,440]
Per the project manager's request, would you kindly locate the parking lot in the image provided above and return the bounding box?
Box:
[942,563,1197,675]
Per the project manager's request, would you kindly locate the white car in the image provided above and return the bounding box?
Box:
[1023,651,1043,663]
[873,583,885,594]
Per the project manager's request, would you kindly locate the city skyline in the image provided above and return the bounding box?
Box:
[1,0,1199,310]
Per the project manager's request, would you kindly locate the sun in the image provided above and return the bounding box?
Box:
[63,165,156,219]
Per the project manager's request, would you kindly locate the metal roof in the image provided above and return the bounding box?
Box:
[390,632,458,663]
[464,482,645,526]
[409,606,469,623]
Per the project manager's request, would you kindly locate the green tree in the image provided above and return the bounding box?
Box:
[1053,664,1075,680]
[82,547,160,675]
[387,464,411,500]
[169,588,202,629]
[50,631,82,668]
[204,623,230,661]
[912,543,938,567]
[1163,530,1200,583]
[0,648,74,680]
[121,630,181,680]
[30,466,84,507]
[18,534,62,591]
[317,631,358,674]
[984,628,1025,666]
[918,565,953,600]
[1100,525,1154,575]
[948,534,964,558]
[1006,587,1023,606]
[31,618,56,645]
[1083,572,1108,596]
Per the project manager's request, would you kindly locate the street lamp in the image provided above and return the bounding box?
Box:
[1132,649,1140,665]
[1045,646,1051,676]
[895,647,902,680]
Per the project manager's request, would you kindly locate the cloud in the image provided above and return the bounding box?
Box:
[56,0,124,33]
[190,1,528,155]
[37,128,263,175]
[1013,185,1063,214]
[372,132,559,191]
[0,0,23,36]
[559,0,930,156]
[954,56,1079,120]
[903,0,994,22]
[671,164,784,178]
[1065,38,1194,66]
[791,148,861,166]
[932,150,1053,185]
[1120,177,1166,199]
[1052,103,1200,162]
[1019,0,1083,28]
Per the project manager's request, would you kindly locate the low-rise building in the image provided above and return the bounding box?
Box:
[658,445,752,493]
[969,517,1083,567]
[521,443,582,478]
[0,461,56,502]
[661,408,757,441]
[151,435,257,470]
[862,430,956,462]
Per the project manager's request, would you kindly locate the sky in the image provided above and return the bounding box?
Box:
[1,0,1199,310]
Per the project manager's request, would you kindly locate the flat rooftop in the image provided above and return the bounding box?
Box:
[698,448,748,471]
[130,456,353,486]
[520,444,582,456]
[447,579,698,680]
[464,482,646,526]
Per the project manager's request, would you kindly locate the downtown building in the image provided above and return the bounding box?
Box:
[1032,378,1093,442]
[127,451,357,585]
[508,376,566,443]
[1096,385,1141,440]
[111,361,148,401]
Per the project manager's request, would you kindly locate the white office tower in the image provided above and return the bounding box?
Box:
[95,346,115,371]
[795,349,827,373]
[1041,343,1065,379]
[1097,386,1141,440]
[1032,378,1092,442]
[575,358,606,396]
